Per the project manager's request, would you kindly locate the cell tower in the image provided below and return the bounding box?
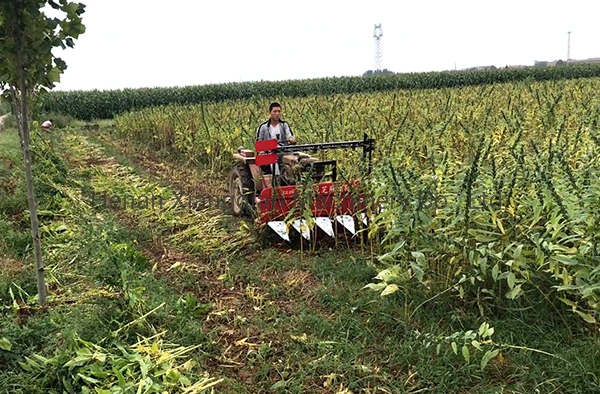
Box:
[373,24,383,71]
[567,31,571,60]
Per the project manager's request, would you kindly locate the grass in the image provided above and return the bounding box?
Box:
[0,128,221,392]
[0,129,27,216]
[0,99,10,115]
[0,125,599,393]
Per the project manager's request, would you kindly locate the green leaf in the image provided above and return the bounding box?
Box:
[377,241,405,263]
[55,57,67,70]
[505,284,524,299]
[112,365,125,387]
[380,284,399,297]
[63,377,74,393]
[462,344,470,363]
[467,229,499,242]
[484,326,494,339]
[410,259,425,282]
[271,380,287,390]
[491,263,499,282]
[19,360,33,372]
[551,255,578,265]
[513,244,524,259]
[475,234,497,242]
[507,271,516,289]
[574,309,597,324]
[76,373,100,385]
[558,297,578,308]
[480,349,500,371]
[165,368,180,383]
[374,265,402,282]
[0,337,12,351]
[478,322,488,337]
[47,66,62,84]
[63,355,91,368]
[138,357,149,378]
[66,2,79,15]
[451,341,458,355]
[411,251,425,263]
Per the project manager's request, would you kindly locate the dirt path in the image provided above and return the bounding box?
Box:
[59,132,345,392]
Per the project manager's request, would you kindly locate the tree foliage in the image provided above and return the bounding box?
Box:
[0,0,86,96]
[362,68,395,76]
[0,0,85,306]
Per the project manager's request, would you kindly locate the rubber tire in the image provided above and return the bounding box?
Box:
[229,164,254,217]
[279,163,297,186]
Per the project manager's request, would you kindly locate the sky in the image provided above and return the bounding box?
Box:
[50,0,600,92]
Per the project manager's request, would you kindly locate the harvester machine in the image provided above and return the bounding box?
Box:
[229,133,376,246]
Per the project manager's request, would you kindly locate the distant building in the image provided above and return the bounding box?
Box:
[534,57,600,67]
[462,65,497,71]
[567,57,600,64]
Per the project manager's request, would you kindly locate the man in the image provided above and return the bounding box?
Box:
[255,102,296,145]
[255,102,296,177]
[41,119,53,131]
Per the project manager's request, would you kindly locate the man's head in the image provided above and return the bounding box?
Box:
[269,102,281,122]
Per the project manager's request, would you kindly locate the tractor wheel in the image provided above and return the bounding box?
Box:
[279,163,297,186]
[229,164,254,217]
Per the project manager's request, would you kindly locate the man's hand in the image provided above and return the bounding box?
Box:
[289,136,297,144]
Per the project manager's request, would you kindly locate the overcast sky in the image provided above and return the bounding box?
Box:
[51,0,600,91]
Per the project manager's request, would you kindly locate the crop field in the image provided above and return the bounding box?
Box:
[1,74,600,393]
[113,77,600,323]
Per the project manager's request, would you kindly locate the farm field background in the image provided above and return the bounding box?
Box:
[112,76,600,325]
[1,71,600,393]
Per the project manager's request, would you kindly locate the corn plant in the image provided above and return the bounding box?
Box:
[41,64,600,121]
[105,75,600,327]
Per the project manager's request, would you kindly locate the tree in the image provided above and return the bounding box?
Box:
[0,0,86,306]
[362,68,395,77]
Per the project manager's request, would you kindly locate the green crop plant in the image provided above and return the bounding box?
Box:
[106,76,600,328]
[41,63,600,121]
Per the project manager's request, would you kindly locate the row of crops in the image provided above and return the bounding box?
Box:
[43,63,600,121]
[111,77,600,326]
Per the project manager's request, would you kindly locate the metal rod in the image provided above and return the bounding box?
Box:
[273,134,375,181]
[277,140,374,154]
[276,133,374,154]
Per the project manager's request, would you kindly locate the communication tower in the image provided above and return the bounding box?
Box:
[373,24,383,71]
[567,31,572,60]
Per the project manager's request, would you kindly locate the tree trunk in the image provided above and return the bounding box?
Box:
[12,0,47,306]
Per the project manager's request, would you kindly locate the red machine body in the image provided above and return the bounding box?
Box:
[229,133,375,243]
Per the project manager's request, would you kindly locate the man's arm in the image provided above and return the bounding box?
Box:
[256,124,265,141]
[284,123,296,144]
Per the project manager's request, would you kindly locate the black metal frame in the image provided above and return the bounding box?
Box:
[275,133,376,175]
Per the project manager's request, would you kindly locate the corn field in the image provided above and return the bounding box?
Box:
[111,76,600,326]
[42,63,600,120]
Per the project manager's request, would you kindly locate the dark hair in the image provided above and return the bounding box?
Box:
[269,102,281,112]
